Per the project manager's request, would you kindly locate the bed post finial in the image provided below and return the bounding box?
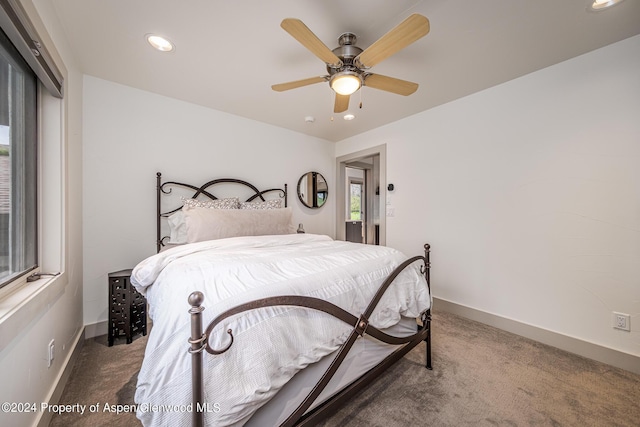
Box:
[189,291,204,308]
[188,291,205,427]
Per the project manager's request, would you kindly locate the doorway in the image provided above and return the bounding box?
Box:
[336,145,386,245]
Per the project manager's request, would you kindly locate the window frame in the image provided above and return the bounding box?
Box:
[0,0,63,295]
[349,179,364,222]
[0,24,38,289]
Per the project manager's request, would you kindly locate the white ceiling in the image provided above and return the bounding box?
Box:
[50,0,640,142]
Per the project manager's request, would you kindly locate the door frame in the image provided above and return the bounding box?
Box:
[336,144,386,245]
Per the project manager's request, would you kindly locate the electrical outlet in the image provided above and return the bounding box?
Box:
[613,312,630,332]
[47,339,55,367]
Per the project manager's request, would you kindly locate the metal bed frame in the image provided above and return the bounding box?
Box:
[156,172,287,253]
[155,172,432,426]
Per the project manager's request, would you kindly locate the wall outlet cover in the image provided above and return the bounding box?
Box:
[613,312,631,332]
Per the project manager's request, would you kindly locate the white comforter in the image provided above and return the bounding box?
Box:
[130,234,430,426]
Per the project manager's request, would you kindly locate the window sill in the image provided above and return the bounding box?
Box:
[0,272,67,353]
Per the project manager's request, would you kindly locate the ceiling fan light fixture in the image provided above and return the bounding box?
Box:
[330,72,362,96]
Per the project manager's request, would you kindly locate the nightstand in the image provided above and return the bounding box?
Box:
[108,269,147,346]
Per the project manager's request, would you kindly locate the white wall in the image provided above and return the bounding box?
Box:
[0,1,84,426]
[336,35,640,358]
[82,76,335,328]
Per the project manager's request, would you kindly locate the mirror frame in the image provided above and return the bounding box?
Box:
[297,171,328,209]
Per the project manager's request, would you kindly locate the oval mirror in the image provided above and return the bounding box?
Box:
[297,172,328,208]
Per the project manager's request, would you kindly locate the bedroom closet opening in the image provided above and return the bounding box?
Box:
[336,145,385,246]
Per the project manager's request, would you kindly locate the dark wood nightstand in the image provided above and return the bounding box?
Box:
[108,269,147,346]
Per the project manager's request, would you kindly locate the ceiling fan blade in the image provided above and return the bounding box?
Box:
[271,76,327,92]
[334,94,350,113]
[281,18,342,67]
[355,14,429,69]
[364,74,419,96]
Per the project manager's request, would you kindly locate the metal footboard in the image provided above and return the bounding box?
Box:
[188,243,432,427]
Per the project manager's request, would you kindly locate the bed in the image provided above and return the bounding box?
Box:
[130,173,433,426]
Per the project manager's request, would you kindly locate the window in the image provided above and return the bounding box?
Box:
[0,26,37,288]
[349,181,363,221]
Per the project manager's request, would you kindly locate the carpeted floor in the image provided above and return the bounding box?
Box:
[50,311,640,426]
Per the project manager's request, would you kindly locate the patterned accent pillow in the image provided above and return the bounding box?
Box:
[181,197,239,209]
[239,199,283,210]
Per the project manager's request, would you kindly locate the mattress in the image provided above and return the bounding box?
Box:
[131,234,430,426]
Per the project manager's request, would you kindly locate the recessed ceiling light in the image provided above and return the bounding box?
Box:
[343,114,356,121]
[146,34,174,52]
[589,0,625,11]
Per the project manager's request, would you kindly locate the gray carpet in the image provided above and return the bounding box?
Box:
[50,311,640,426]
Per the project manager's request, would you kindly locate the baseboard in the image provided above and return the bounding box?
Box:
[36,327,85,427]
[433,297,640,375]
[84,320,107,339]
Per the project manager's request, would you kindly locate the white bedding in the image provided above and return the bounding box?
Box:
[131,233,430,426]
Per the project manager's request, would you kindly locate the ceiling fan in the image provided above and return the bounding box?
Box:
[272,14,430,113]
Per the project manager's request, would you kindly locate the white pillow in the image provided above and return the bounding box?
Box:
[166,197,240,245]
[183,206,295,243]
[167,211,187,244]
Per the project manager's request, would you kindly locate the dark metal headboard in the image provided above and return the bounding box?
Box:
[156,172,288,252]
